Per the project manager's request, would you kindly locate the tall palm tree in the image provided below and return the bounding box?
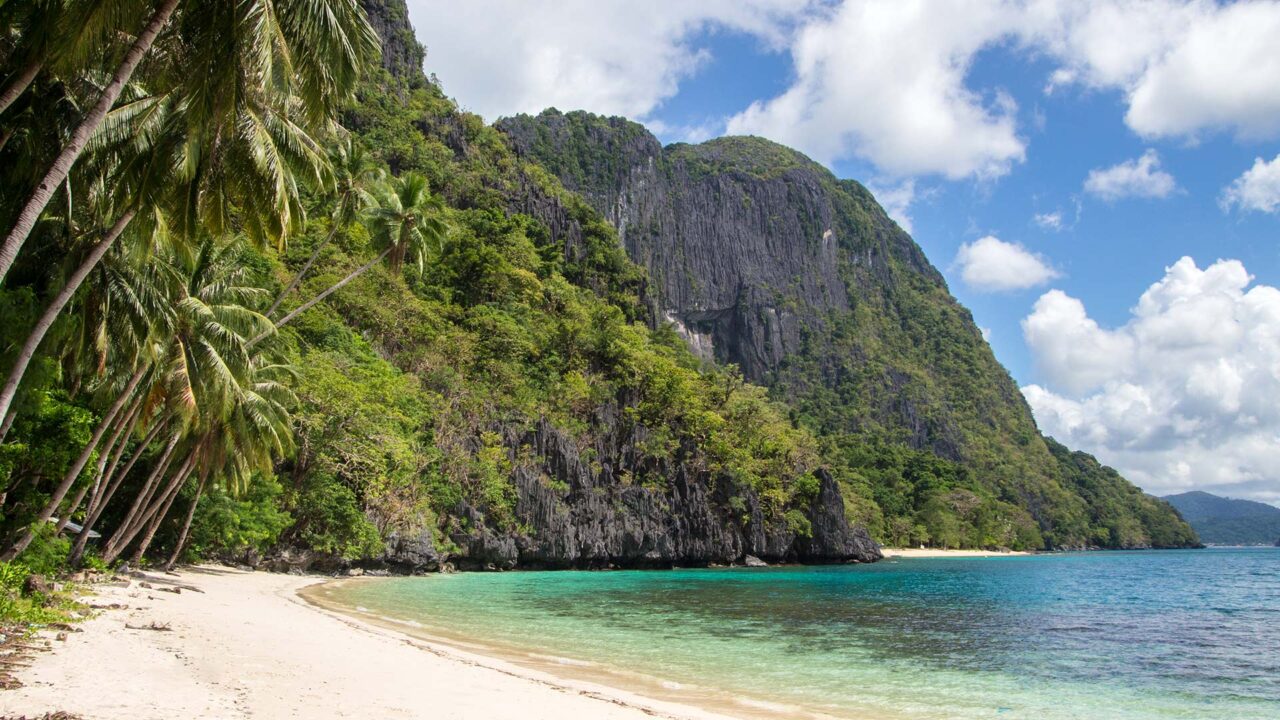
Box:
[0,0,180,285]
[0,0,378,444]
[162,359,296,569]
[0,0,380,285]
[250,172,449,346]
[97,239,280,564]
[265,139,383,318]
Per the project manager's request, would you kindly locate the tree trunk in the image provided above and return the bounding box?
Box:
[128,464,190,566]
[0,209,138,445]
[61,396,144,536]
[0,405,16,443]
[82,396,146,522]
[265,222,341,319]
[68,416,167,567]
[0,0,178,286]
[53,483,92,534]
[0,361,146,561]
[163,471,208,571]
[250,246,391,346]
[99,430,180,560]
[0,125,15,155]
[0,58,41,117]
[106,443,196,564]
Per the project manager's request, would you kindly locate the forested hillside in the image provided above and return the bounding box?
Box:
[497,109,1198,551]
[0,0,1193,587]
[1163,491,1280,545]
[0,0,876,576]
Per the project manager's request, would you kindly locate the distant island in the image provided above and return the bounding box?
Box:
[1162,491,1280,546]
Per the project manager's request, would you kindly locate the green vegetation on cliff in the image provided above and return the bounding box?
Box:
[499,109,1197,550]
[0,0,1192,577]
[0,0,847,572]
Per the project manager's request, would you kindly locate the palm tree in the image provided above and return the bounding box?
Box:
[0,0,378,446]
[250,172,448,346]
[98,239,280,564]
[161,360,296,569]
[0,0,380,285]
[0,0,180,285]
[265,139,383,318]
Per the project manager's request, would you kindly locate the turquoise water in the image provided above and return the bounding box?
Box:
[323,549,1280,719]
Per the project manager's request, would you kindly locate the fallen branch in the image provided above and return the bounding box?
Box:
[124,621,171,631]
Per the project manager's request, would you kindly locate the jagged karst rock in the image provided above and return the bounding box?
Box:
[498,110,966,459]
[359,0,425,83]
[435,409,879,570]
[382,530,442,573]
[743,555,768,567]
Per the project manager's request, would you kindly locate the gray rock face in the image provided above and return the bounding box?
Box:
[498,111,936,384]
[444,412,879,570]
[496,111,978,462]
[359,0,426,83]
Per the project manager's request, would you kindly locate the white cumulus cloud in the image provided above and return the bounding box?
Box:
[1083,150,1178,201]
[954,236,1059,293]
[1033,211,1064,231]
[1022,257,1280,504]
[1221,154,1280,214]
[725,0,1026,179]
[402,0,810,122]
[866,179,917,234]
[407,1,1280,184]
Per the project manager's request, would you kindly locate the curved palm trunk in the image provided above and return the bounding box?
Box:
[69,416,167,567]
[53,484,93,534]
[107,442,197,564]
[0,406,16,445]
[0,361,146,561]
[0,209,136,445]
[128,464,191,566]
[59,396,145,535]
[0,0,178,286]
[0,59,41,117]
[99,430,180,561]
[82,397,146,520]
[163,471,208,570]
[249,246,390,346]
[265,222,342,319]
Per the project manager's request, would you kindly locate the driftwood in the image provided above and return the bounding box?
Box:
[124,620,171,631]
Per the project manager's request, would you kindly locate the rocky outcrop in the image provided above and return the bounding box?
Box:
[441,411,879,570]
[496,110,1193,548]
[360,0,426,83]
[498,111,970,458]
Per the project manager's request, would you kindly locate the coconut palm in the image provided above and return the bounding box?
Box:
[0,0,380,285]
[250,172,448,346]
[97,239,278,564]
[265,139,383,318]
[161,360,296,569]
[0,0,378,446]
[0,0,180,285]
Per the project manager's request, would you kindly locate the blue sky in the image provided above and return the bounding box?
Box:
[404,1,1280,503]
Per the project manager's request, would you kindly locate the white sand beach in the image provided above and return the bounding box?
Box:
[0,566,750,720]
[880,547,1030,558]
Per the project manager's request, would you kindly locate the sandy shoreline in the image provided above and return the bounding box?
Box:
[880,547,1030,558]
[0,566,757,720]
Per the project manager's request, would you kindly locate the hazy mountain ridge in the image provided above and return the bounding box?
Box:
[1163,491,1280,545]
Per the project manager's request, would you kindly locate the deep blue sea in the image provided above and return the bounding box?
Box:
[316,548,1280,719]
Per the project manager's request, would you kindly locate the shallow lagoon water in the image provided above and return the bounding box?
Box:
[323,548,1280,719]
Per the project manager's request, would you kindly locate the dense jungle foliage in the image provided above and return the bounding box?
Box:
[0,0,1195,593]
